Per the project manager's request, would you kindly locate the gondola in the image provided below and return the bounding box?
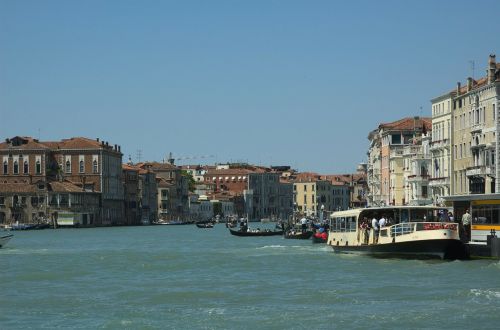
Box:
[228,228,284,237]
[284,231,313,239]
[196,223,214,228]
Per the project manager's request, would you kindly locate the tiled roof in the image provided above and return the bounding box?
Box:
[0,137,51,151]
[378,117,431,131]
[48,181,86,193]
[142,161,178,171]
[204,168,253,176]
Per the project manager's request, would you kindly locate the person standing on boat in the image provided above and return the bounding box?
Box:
[371,217,379,244]
[461,209,472,242]
[300,217,307,233]
[379,216,386,229]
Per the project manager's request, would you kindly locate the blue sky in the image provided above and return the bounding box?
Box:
[1,0,499,173]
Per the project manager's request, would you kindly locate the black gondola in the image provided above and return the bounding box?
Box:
[284,231,313,239]
[228,228,284,237]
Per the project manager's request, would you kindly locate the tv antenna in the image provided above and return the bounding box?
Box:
[469,60,475,80]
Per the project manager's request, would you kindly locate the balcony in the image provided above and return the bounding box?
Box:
[428,176,450,187]
[406,174,430,183]
[390,149,404,158]
[403,146,422,156]
[470,123,485,134]
[429,139,449,151]
[466,165,494,177]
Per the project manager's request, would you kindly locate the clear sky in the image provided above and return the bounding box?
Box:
[1,0,499,173]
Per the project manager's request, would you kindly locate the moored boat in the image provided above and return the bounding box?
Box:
[284,230,313,239]
[327,206,468,260]
[196,223,214,228]
[1,233,13,248]
[228,228,284,237]
[312,232,328,244]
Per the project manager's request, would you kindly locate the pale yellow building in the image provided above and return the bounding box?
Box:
[452,54,499,195]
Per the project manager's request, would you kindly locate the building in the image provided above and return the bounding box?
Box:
[451,54,499,196]
[403,133,432,205]
[139,161,189,220]
[367,117,432,206]
[0,136,123,226]
[429,92,454,205]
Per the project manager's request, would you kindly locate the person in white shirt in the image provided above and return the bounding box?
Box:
[379,216,386,228]
[371,217,379,243]
[300,217,307,233]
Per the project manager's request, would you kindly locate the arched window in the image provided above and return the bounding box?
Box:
[3,161,7,174]
[13,161,19,174]
[36,160,41,174]
[92,160,98,174]
[79,160,84,173]
[23,161,29,174]
[65,160,71,173]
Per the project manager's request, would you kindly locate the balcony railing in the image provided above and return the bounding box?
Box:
[465,165,494,177]
[470,123,485,133]
[429,139,449,151]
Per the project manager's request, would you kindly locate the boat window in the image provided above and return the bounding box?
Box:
[400,209,409,223]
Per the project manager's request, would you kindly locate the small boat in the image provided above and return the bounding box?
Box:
[0,233,13,248]
[228,228,284,237]
[284,230,313,239]
[153,220,193,225]
[196,223,214,228]
[312,232,328,244]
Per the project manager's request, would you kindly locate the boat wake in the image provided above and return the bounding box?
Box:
[469,289,500,301]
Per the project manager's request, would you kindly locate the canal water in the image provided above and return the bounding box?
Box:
[2,224,500,329]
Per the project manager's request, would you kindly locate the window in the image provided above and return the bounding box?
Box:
[92,160,98,174]
[36,160,41,174]
[3,161,7,174]
[23,161,29,174]
[65,161,71,173]
[13,161,19,174]
[0,196,4,205]
[79,160,84,173]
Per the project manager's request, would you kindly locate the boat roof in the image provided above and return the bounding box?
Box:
[330,206,449,218]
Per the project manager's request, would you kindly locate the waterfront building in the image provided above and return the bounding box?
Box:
[139,161,189,220]
[451,54,499,196]
[245,172,286,220]
[367,117,431,206]
[429,92,454,204]
[293,173,349,216]
[137,166,158,225]
[0,136,123,226]
[122,164,140,225]
[442,54,500,233]
[402,132,432,205]
[322,168,368,209]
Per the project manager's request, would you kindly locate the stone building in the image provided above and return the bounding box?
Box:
[0,136,123,226]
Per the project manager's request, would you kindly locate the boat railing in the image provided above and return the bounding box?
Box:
[389,222,457,237]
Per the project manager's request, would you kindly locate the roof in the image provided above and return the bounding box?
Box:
[48,181,87,193]
[0,136,120,153]
[378,117,432,132]
[140,161,178,171]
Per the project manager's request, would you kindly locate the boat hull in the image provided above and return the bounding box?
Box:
[329,239,468,260]
[0,234,13,248]
[284,231,313,239]
[228,228,284,237]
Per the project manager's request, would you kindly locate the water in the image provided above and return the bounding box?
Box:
[2,225,500,329]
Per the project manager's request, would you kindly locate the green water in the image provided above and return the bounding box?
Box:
[1,225,500,329]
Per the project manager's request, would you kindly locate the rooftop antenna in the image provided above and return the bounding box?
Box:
[37,128,41,140]
[136,149,142,163]
[469,60,475,80]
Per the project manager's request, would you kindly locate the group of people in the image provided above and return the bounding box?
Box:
[357,215,391,244]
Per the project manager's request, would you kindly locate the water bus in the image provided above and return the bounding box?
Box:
[327,206,468,259]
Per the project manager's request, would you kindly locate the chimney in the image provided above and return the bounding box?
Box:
[96,138,99,142]
[456,82,461,96]
[114,144,117,151]
[488,54,496,84]
[467,77,473,92]
[118,146,121,152]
